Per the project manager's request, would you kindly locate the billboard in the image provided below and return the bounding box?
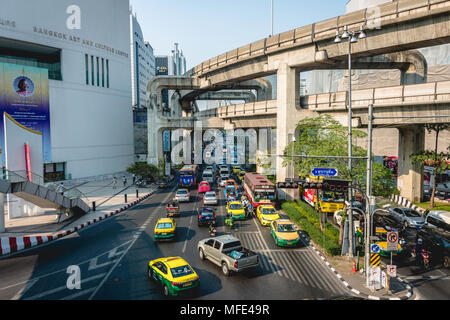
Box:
[0,63,51,166]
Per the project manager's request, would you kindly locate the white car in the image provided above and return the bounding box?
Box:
[175,189,190,202]
[203,191,218,205]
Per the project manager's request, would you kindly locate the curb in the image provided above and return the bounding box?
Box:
[390,195,426,214]
[0,190,157,257]
[307,241,414,300]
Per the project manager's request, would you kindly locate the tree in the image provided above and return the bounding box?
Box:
[285,115,396,196]
[411,124,450,208]
[285,115,396,231]
[126,162,159,181]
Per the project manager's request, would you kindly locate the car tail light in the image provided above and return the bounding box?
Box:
[171,281,184,286]
[234,261,238,268]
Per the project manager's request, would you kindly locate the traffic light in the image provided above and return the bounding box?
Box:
[322,179,351,192]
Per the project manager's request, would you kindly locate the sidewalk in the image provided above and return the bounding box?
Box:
[307,241,414,300]
[0,174,159,256]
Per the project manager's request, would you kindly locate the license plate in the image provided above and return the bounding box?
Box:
[161,233,167,235]
[183,282,192,287]
[287,242,292,245]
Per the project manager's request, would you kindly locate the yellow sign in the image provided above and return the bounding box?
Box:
[370,253,380,267]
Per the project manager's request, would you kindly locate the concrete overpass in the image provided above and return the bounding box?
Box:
[147,0,450,203]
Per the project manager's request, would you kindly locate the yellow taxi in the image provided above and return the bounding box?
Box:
[238,171,246,182]
[232,165,243,175]
[256,205,280,226]
[148,257,200,297]
[226,201,246,220]
[154,218,176,242]
[270,219,300,247]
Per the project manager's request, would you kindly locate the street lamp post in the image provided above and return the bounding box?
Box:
[335,25,367,258]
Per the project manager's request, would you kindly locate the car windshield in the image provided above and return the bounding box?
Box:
[203,173,212,178]
[177,190,188,195]
[201,210,214,217]
[322,192,345,203]
[170,265,194,278]
[157,223,173,229]
[262,208,276,215]
[404,209,421,218]
[200,182,209,186]
[205,193,216,198]
[180,171,193,177]
[277,224,296,232]
[229,204,243,210]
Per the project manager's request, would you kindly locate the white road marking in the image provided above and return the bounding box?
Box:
[11,278,39,300]
[87,185,176,300]
[23,273,106,300]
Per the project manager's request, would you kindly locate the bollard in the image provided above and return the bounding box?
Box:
[136,189,139,198]
[92,201,96,212]
[125,194,128,203]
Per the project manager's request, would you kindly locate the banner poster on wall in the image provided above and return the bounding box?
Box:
[0,63,51,167]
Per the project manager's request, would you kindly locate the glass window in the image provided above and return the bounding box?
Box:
[96,57,99,86]
[101,58,104,87]
[277,224,296,233]
[85,54,89,85]
[55,163,64,172]
[213,241,221,250]
[205,239,214,247]
[262,207,276,215]
[170,265,194,278]
[91,56,94,85]
[156,223,173,229]
[106,59,109,88]
[229,203,243,210]
[222,241,241,250]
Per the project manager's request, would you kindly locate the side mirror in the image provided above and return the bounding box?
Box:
[424,209,430,215]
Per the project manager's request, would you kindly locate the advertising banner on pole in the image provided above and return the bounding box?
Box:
[0,63,51,167]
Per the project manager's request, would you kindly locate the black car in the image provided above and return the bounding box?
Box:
[415,226,450,268]
[373,212,406,232]
[197,207,217,227]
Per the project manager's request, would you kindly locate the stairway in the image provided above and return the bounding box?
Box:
[0,170,90,215]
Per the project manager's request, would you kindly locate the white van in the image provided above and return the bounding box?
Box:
[202,170,214,184]
[425,210,450,231]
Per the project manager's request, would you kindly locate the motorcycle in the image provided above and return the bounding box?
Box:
[412,246,431,269]
[225,213,234,228]
[209,224,217,237]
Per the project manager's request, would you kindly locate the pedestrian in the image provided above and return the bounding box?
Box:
[112,177,117,190]
[122,176,127,187]
[56,182,65,195]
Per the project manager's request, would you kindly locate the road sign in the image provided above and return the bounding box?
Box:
[387,265,397,277]
[370,243,380,254]
[311,168,338,177]
[370,253,380,267]
[387,231,399,251]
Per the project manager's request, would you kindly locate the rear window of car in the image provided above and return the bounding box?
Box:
[200,182,209,186]
[170,265,194,278]
[205,192,216,198]
[201,210,214,217]
[262,208,276,215]
[157,223,173,229]
[404,209,421,218]
[229,204,243,210]
[177,190,188,195]
[222,240,242,250]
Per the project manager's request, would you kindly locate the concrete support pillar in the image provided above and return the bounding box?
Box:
[276,63,300,182]
[0,193,4,233]
[147,108,162,166]
[397,125,425,203]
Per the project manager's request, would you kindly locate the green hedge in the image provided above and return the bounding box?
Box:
[282,201,341,256]
[294,200,340,243]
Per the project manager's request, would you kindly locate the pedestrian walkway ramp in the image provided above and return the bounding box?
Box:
[0,170,90,215]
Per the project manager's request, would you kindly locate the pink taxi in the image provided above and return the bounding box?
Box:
[198,181,211,193]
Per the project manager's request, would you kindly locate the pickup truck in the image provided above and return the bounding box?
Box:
[197,235,259,276]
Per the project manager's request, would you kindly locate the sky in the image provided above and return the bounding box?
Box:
[129,0,348,70]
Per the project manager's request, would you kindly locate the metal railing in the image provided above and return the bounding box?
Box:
[0,169,89,203]
[192,0,450,76]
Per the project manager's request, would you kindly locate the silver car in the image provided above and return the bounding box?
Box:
[203,191,218,205]
[175,189,190,202]
[388,207,426,228]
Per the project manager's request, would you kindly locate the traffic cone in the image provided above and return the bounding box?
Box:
[352,260,357,273]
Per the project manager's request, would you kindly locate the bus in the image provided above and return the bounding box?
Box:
[243,172,276,208]
[178,165,200,188]
[302,176,345,213]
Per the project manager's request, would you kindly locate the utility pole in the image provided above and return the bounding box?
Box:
[365,103,374,286]
[347,37,354,258]
[271,0,274,36]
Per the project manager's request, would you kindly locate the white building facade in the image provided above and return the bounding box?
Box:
[0,0,134,180]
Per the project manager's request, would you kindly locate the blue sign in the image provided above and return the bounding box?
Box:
[163,130,171,152]
[370,244,380,254]
[311,168,338,177]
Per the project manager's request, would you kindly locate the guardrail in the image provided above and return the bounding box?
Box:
[204,81,450,117]
[192,0,450,77]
